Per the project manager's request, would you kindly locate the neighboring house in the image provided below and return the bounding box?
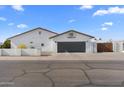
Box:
[8,27,97,53]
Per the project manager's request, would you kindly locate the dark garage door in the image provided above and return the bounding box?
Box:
[57,42,86,53]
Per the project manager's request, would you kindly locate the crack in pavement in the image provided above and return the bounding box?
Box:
[82,69,124,87]
[5,63,124,87]
[84,63,124,71]
[9,68,55,87]
[83,63,94,69]
[43,71,55,87]
[20,63,55,87]
[79,68,92,86]
[85,67,124,71]
[43,64,55,87]
[45,67,91,87]
[96,68,124,71]
[9,69,27,82]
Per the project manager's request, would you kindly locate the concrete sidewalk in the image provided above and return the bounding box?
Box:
[0,53,124,61]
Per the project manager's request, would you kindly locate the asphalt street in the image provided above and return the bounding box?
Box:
[0,60,124,87]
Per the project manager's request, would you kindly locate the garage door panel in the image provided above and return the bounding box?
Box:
[57,42,86,53]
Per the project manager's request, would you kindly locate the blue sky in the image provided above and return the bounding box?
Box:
[0,5,124,42]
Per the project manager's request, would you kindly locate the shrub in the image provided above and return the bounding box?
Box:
[0,40,11,48]
[17,44,27,49]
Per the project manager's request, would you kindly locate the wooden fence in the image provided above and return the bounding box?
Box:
[97,43,113,52]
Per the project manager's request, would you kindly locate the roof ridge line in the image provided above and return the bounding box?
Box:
[8,27,58,40]
[50,30,95,39]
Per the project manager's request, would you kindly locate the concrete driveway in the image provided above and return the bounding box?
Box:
[0,59,124,87]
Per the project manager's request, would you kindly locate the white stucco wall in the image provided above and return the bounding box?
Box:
[21,49,41,56]
[2,49,21,56]
[0,49,41,56]
[10,28,57,52]
[9,29,97,53]
[86,42,97,53]
[113,41,124,52]
[52,32,92,42]
[0,49,1,56]
[51,31,96,53]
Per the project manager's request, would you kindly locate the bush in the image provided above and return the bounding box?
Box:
[0,40,11,48]
[17,44,27,49]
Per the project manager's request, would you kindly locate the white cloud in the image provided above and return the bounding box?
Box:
[17,24,28,29]
[101,21,113,31]
[93,6,124,16]
[8,23,14,26]
[102,22,113,26]
[101,27,108,31]
[68,19,76,23]
[0,17,7,21]
[80,5,93,10]
[11,5,24,11]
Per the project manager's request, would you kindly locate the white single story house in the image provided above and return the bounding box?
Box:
[8,27,97,53]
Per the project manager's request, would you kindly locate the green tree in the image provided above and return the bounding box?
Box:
[1,40,11,48]
[0,45,2,48]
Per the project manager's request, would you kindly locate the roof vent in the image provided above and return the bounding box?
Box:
[68,32,76,38]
